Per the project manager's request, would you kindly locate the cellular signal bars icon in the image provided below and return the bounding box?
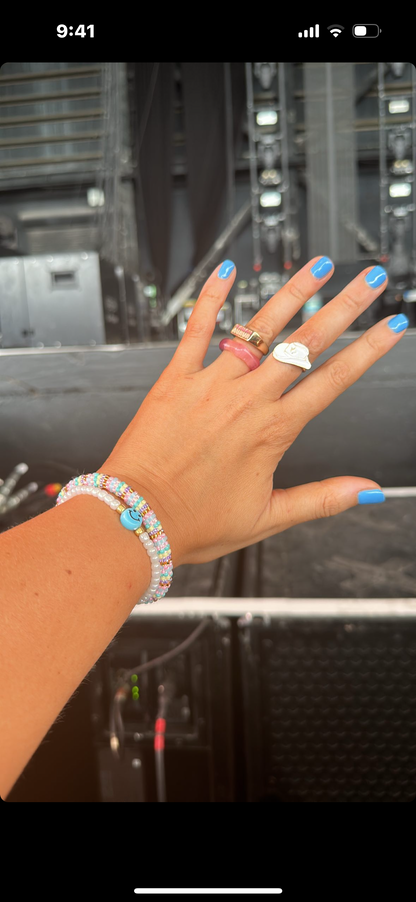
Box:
[298,24,319,37]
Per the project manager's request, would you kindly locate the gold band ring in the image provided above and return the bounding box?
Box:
[230,324,269,356]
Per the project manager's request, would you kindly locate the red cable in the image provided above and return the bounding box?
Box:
[154,716,166,751]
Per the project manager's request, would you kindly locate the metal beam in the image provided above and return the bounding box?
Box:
[160,199,251,327]
[0,87,101,106]
[0,110,103,128]
[0,66,101,84]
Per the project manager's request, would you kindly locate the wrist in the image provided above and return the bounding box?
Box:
[99,462,184,569]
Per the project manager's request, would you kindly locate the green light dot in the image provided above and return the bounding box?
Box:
[131,674,138,682]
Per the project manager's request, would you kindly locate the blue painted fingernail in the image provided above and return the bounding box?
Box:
[218,260,235,280]
[358,489,386,504]
[365,266,387,288]
[388,313,409,333]
[310,256,333,279]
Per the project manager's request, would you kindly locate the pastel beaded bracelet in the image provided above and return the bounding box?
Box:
[55,472,173,605]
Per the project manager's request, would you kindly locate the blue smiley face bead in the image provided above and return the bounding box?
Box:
[120,508,143,530]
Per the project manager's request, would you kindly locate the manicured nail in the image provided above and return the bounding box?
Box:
[310,256,333,279]
[388,313,409,333]
[365,266,387,288]
[358,489,386,504]
[218,260,235,280]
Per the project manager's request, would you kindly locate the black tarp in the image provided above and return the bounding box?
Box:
[130,62,175,296]
[130,63,247,295]
[181,62,246,268]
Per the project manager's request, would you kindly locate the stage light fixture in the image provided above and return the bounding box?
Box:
[389,99,410,114]
[259,169,282,187]
[389,182,412,197]
[256,110,278,126]
[391,159,413,175]
[87,188,105,207]
[260,190,282,208]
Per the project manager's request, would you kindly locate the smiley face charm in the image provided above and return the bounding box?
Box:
[120,508,143,530]
[272,341,311,370]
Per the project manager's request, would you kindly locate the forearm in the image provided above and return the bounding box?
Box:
[0,490,152,799]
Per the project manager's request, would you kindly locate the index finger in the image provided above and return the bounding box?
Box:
[213,256,335,378]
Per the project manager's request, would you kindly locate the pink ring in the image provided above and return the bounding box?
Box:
[219,337,260,371]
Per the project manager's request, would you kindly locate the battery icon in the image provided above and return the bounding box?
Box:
[353,24,381,37]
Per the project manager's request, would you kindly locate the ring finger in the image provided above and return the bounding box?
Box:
[252,261,390,399]
[278,310,409,433]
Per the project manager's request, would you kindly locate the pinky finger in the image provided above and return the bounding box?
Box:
[171,261,236,375]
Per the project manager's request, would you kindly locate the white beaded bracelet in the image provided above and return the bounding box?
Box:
[58,484,161,604]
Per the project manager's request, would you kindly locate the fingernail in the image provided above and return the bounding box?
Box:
[358,489,386,504]
[388,313,409,333]
[365,266,387,288]
[310,256,333,279]
[218,260,235,280]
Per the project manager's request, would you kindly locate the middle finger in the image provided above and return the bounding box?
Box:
[253,262,388,400]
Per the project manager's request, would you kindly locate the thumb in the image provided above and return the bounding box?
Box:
[263,476,385,536]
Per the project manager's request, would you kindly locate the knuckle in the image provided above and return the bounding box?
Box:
[365,328,384,354]
[247,311,275,345]
[324,358,351,390]
[340,289,361,312]
[184,314,210,338]
[293,324,324,355]
[318,489,340,519]
[287,279,306,304]
[261,419,279,449]
[262,411,295,451]
[201,287,222,305]
[223,392,256,424]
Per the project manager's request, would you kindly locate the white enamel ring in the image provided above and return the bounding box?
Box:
[272,341,311,370]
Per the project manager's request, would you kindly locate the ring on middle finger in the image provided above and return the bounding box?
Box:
[230,323,269,356]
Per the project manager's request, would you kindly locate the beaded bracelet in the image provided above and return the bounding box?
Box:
[57,485,162,604]
[55,472,173,605]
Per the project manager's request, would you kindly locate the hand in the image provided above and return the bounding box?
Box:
[101,257,407,569]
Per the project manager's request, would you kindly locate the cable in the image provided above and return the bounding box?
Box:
[133,63,161,298]
[154,677,176,802]
[154,736,166,801]
[109,617,211,759]
[136,62,160,157]
[122,617,210,683]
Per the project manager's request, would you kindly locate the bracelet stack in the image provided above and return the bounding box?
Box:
[55,472,173,604]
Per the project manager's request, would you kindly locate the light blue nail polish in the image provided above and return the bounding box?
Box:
[365,266,387,288]
[310,256,333,279]
[218,260,235,280]
[358,489,386,504]
[388,313,409,333]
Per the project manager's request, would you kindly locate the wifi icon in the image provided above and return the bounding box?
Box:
[328,24,344,36]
